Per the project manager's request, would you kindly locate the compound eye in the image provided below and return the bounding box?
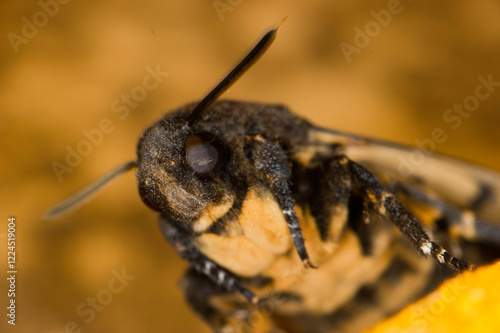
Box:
[185,133,228,179]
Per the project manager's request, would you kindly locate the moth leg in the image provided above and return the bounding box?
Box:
[313,157,352,245]
[394,183,500,246]
[181,269,231,330]
[158,216,258,303]
[337,155,475,272]
[246,135,314,267]
[318,158,374,254]
[181,269,282,333]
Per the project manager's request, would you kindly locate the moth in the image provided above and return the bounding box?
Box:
[46,23,500,333]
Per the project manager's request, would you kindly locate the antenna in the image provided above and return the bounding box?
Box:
[45,161,137,220]
[187,18,286,126]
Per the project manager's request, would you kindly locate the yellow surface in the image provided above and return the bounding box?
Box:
[366,262,500,333]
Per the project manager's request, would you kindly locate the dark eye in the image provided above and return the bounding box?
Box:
[185,133,228,179]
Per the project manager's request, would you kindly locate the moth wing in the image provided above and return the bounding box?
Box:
[309,127,500,223]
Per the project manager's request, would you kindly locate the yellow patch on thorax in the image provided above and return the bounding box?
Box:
[194,187,293,277]
[196,233,277,277]
[193,199,235,233]
[238,188,292,255]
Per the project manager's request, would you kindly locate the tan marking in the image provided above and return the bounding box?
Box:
[420,241,432,255]
[367,192,389,216]
[380,191,392,201]
[378,192,394,215]
[255,134,264,141]
[295,205,337,265]
[193,199,235,233]
[437,249,446,263]
[461,210,477,239]
[378,203,387,215]
[338,155,348,165]
[449,210,477,241]
[196,233,276,277]
[238,188,292,255]
[367,192,377,204]
[208,294,274,332]
[293,145,331,166]
[329,204,349,243]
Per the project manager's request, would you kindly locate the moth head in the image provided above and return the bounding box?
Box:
[136,106,232,221]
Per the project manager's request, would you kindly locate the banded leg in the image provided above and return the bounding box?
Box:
[336,155,475,272]
[247,136,314,267]
[159,215,258,303]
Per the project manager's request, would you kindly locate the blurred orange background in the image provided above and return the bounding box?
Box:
[1,1,500,332]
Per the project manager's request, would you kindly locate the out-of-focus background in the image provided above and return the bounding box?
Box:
[1,1,499,332]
